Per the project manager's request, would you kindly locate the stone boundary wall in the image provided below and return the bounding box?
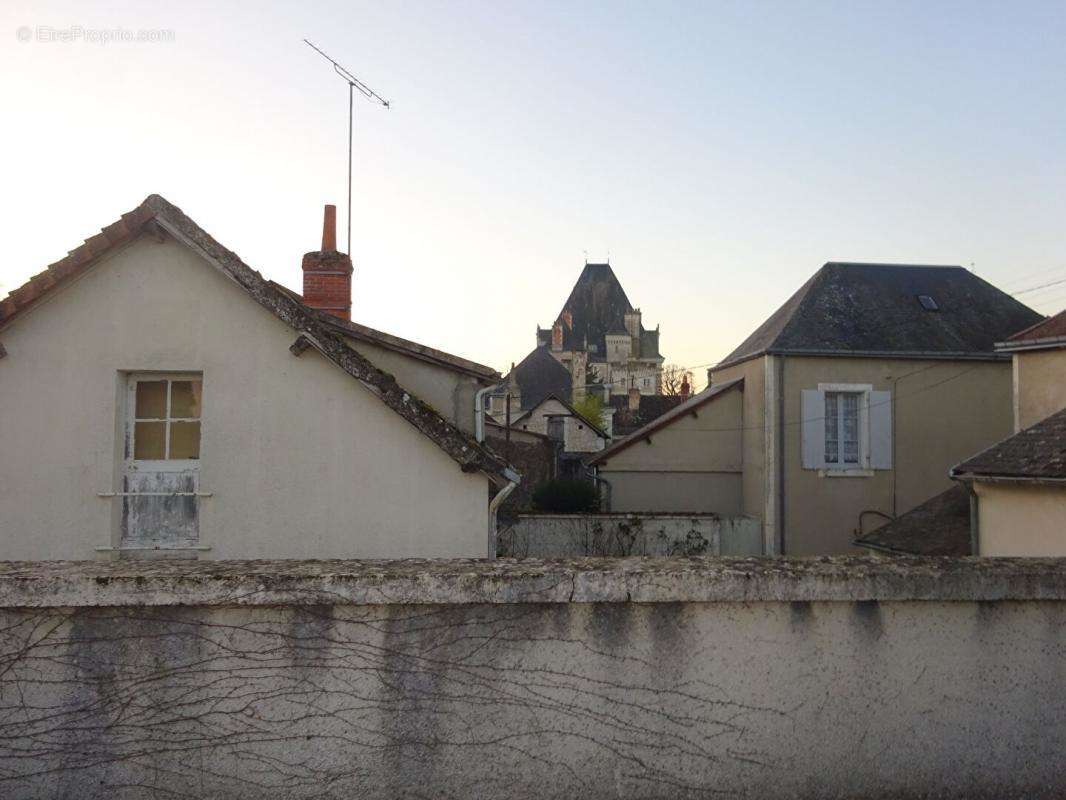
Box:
[497,513,764,557]
[1,557,1065,799]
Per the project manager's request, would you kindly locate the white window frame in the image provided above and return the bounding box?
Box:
[126,372,203,473]
[817,382,873,476]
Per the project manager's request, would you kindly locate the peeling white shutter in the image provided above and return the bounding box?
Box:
[869,390,892,469]
[801,389,825,469]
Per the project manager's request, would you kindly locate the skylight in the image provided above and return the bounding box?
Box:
[917,295,940,311]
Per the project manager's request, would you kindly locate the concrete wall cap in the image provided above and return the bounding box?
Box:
[2,556,1066,608]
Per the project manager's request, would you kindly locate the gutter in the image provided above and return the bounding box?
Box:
[714,348,1011,373]
[952,473,1066,487]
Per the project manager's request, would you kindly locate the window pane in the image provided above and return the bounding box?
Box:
[843,394,859,463]
[134,421,166,459]
[170,380,202,419]
[824,393,839,464]
[135,380,167,419]
[169,421,201,459]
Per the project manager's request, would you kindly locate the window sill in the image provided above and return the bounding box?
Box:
[818,468,874,478]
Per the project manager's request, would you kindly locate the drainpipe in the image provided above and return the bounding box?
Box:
[475,385,494,442]
[487,476,518,559]
[962,479,980,556]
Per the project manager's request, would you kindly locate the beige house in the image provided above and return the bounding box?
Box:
[591,262,1040,554]
[947,310,1066,556]
[0,195,517,561]
[588,379,743,513]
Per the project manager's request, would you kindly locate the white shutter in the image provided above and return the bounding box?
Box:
[869,390,892,469]
[801,389,825,469]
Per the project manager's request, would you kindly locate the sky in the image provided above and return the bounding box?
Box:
[3,0,1065,386]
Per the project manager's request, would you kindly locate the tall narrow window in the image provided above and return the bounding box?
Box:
[824,391,860,467]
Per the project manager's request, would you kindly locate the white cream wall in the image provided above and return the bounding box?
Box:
[976,482,1066,556]
[0,234,489,560]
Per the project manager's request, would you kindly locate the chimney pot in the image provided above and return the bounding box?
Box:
[322,204,337,251]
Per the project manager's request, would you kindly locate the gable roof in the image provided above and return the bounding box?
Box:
[853,484,972,556]
[511,393,610,440]
[718,263,1042,369]
[504,346,573,410]
[0,194,515,485]
[952,407,1066,482]
[997,309,1066,353]
[587,378,743,466]
[543,263,661,360]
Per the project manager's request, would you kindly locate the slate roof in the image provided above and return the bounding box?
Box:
[853,484,972,556]
[608,393,685,438]
[998,308,1066,351]
[952,407,1066,481]
[547,263,661,360]
[504,346,573,411]
[718,263,1042,369]
[0,194,515,485]
[587,378,744,466]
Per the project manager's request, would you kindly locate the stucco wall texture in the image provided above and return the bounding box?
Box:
[1,557,1065,799]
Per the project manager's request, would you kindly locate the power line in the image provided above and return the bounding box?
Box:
[1013,276,1066,296]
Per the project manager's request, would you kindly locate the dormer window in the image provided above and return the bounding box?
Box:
[917,295,939,311]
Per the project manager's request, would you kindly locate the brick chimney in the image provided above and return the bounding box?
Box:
[680,376,691,402]
[301,205,352,320]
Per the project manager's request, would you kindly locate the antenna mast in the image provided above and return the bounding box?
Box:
[303,39,390,254]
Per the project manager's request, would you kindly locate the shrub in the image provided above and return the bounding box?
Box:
[531,479,600,513]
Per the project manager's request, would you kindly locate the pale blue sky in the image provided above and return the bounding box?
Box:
[3,1,1065,383]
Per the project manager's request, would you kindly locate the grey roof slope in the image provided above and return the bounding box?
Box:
[544,263,661,360]
[505,346,573,410]
[952,407,1066,481]
[0,194,514,485]
[854,484,972,556]
[718,263,1042,368]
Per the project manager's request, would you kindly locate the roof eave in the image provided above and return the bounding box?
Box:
[951,472,1066,486]
[715,348,1009,372]
[995,336,1066,354]
[318,314,500,382]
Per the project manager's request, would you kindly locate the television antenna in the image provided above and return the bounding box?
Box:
[303,39,390,254]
